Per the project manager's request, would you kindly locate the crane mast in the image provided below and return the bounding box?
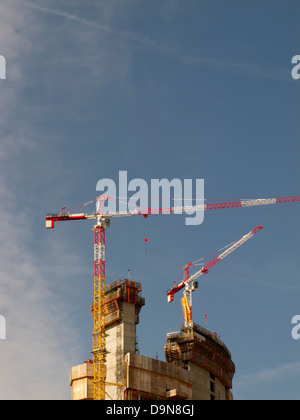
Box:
[92,218,108,400]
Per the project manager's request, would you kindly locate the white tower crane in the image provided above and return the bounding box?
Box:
[167,225,263,328]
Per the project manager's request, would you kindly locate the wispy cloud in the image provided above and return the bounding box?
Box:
[22,1,160,50]
[235,362,300,387]
[22,0,291,82]
[0,0,82,399]
[0,171,82,399]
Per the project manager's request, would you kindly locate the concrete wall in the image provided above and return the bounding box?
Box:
[70,355,233,400]
[70,363,93,400]
[125,353,192,400]
[105,302,137,400]
[188,362,232,400]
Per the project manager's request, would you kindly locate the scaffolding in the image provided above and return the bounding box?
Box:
[102,279,145,327]
[165,323,235,389]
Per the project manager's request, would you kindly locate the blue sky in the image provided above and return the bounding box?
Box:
[0,0,299,400]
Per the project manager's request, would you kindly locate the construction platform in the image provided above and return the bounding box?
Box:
[165,322,235,399]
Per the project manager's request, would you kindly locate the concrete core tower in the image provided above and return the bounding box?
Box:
[70,279,144,400]
[104,279,145,399]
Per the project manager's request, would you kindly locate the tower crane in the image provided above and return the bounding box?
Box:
[45,194,299,400]
[167,225,263,328]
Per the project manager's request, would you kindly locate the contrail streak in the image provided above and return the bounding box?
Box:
[22,1,162,50]
[22,1,290,82]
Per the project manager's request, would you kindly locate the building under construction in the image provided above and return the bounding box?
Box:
[70,279,235,400]
[45,196,300,401]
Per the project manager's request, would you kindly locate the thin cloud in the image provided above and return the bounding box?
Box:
[22,1,160,50]
[0,173,79,399]
[235,362,300,387]
[0,0,81,399]
[22,1,291,82]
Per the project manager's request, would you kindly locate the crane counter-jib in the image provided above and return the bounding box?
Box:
[45,213,100,228]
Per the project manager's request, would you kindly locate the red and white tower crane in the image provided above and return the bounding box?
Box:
[167,225,263,328]
[45,194,299,400]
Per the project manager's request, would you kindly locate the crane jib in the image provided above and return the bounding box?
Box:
[45,195,300,229]
[167,225,263,302]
